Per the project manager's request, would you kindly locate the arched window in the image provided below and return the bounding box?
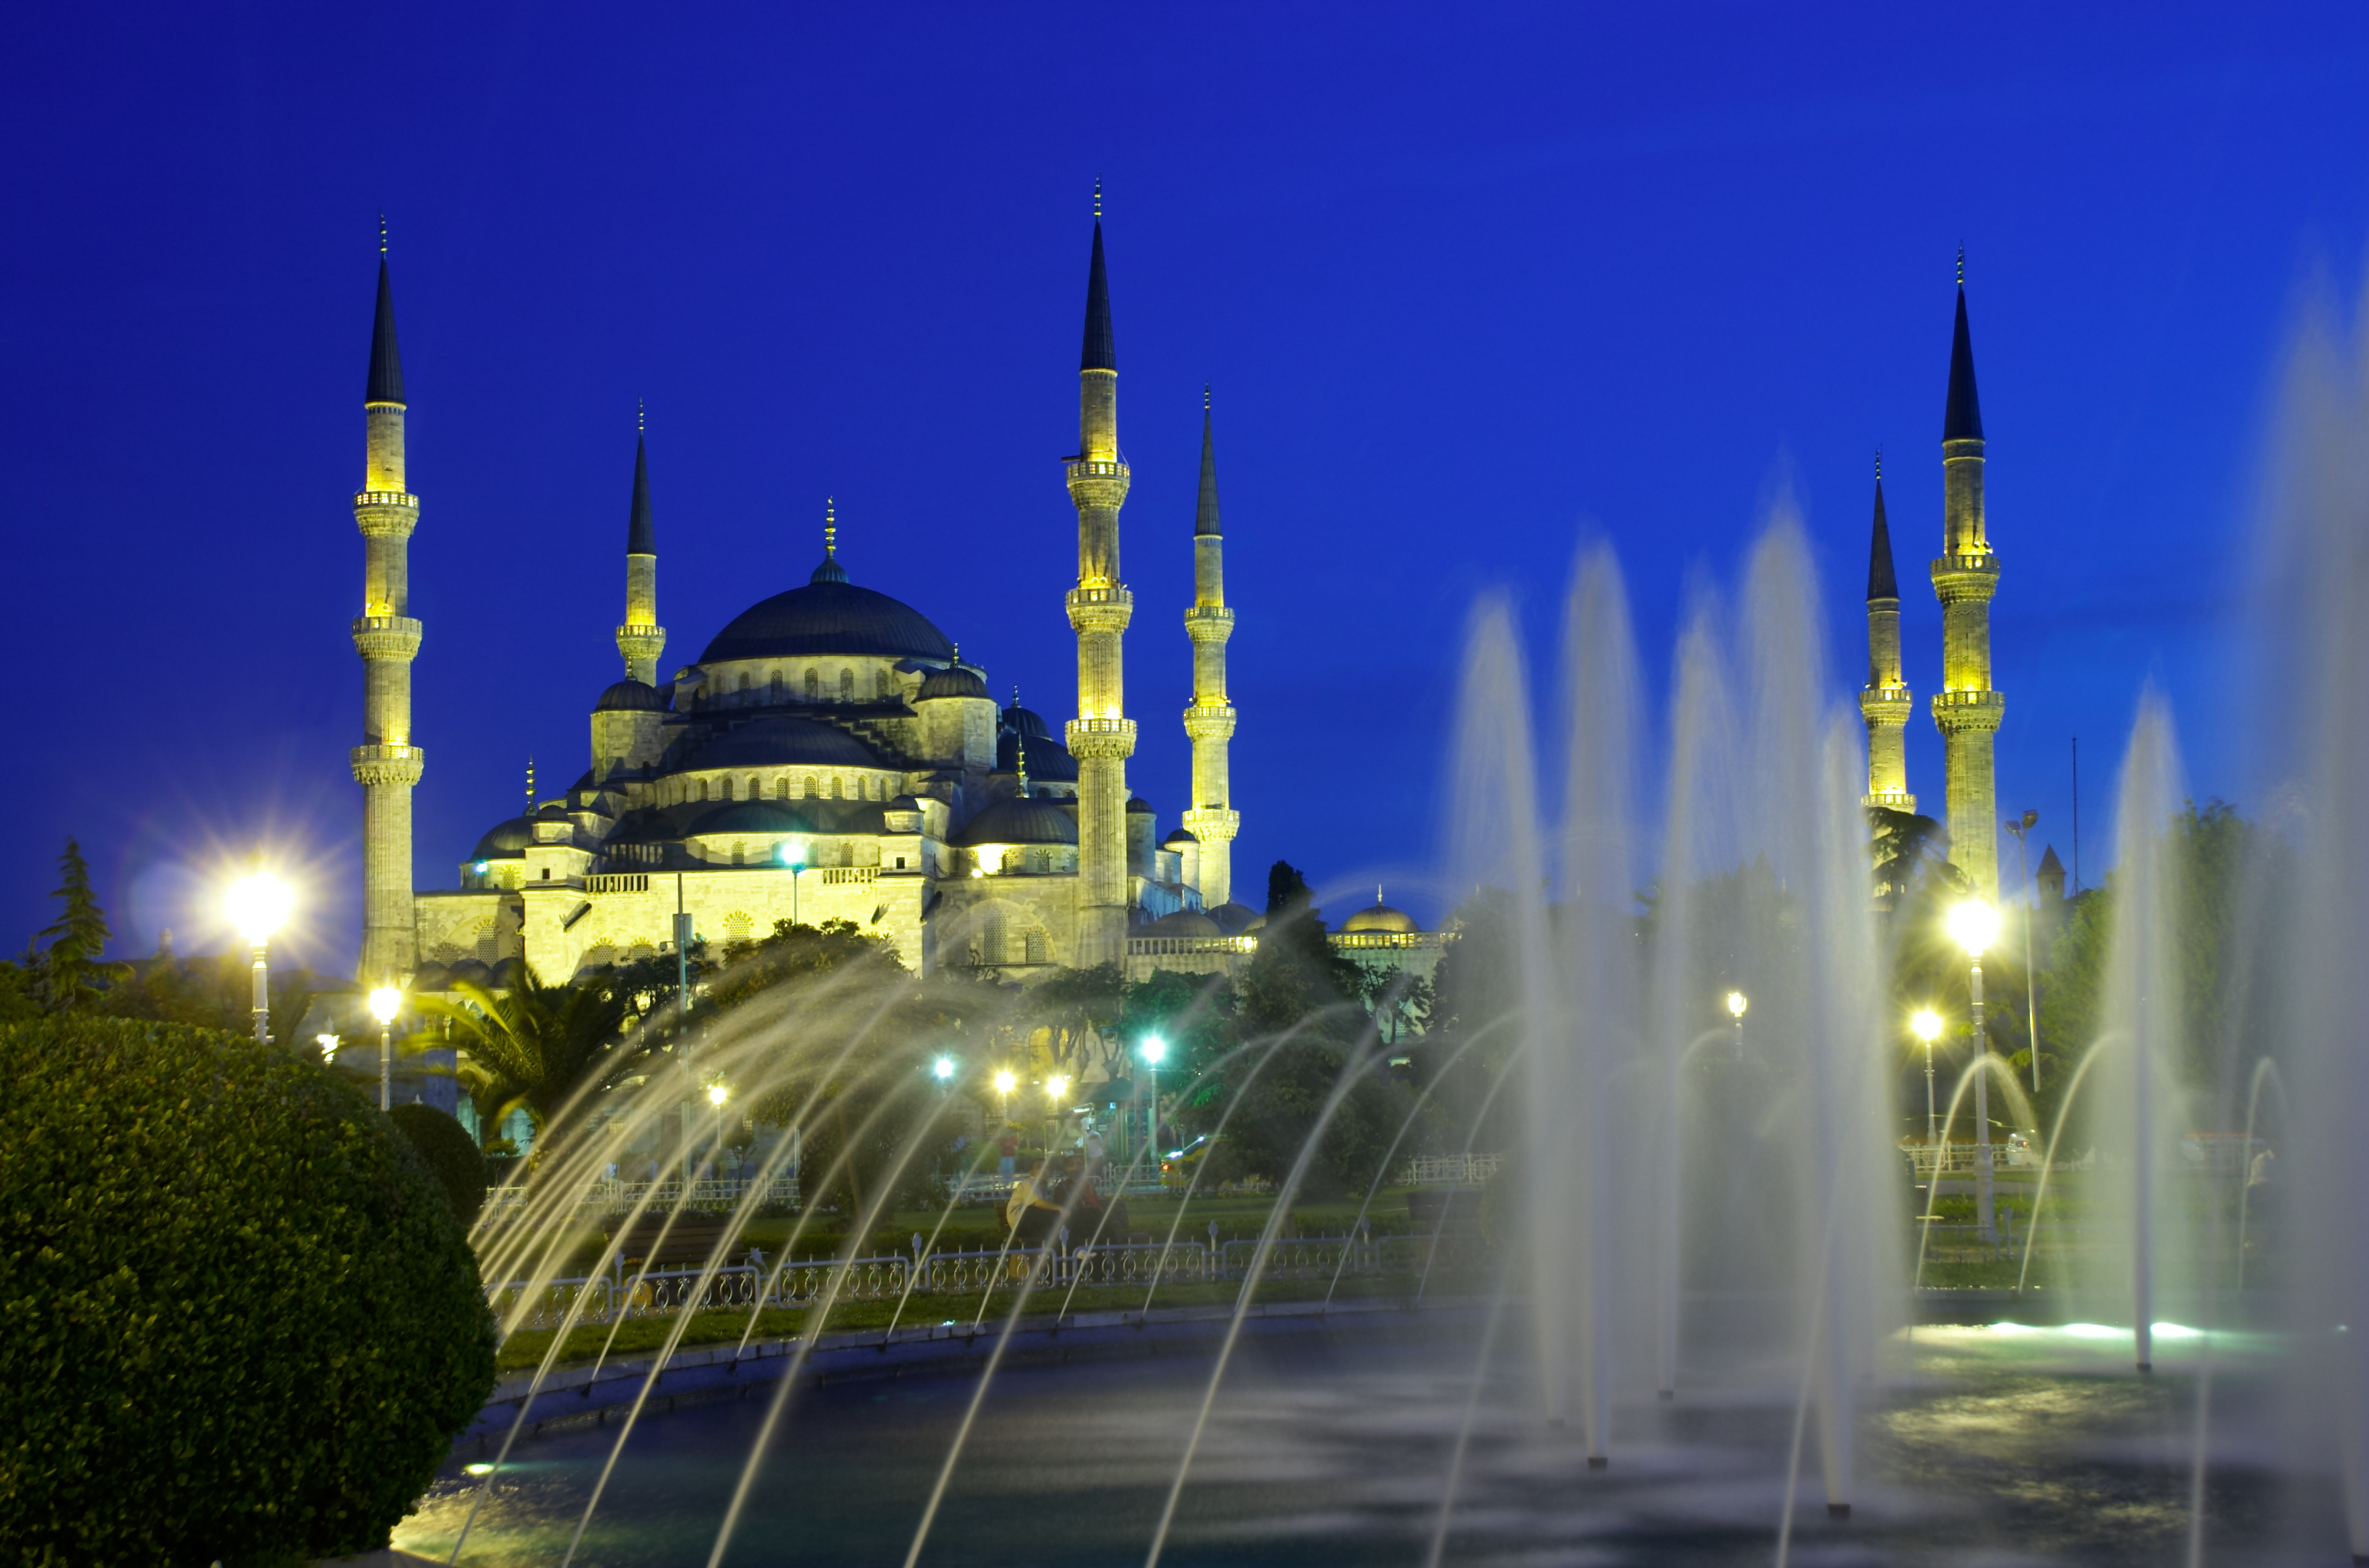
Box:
[722,776,735,801]
[732,842,746,866]
[803,775,819,799]
[803,668,819,701]
[875,668,892,699]
[830,776,843,799]
[1024,930,1048,964]
[839,668,854,702]
[697,779,709,802]
[769,670,785,703]
[774,776,788,799]
[981,910,1007,967]
[736,672,752,697]
[1032,849,1050,873]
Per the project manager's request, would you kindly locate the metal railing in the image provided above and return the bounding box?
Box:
[1398,1152,1500,1187]
[493,1228,1487,1331]
[482,1172,803,1218]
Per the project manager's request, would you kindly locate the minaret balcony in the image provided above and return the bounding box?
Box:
[1066,716,1138,759]
[1181,806,1240,842]
[350,742,426,787]
[353,491,420,536]
[351,615,423,661]
[1931,687,2005,734]
[1065,459,1131,511]
[1184,606,1235,641]
[1181,703,1237,741]
[1858,687,1914,724]
[1065,586,1134,635]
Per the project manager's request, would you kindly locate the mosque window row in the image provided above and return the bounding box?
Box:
[664,771,900,806]
[708,664,899,709]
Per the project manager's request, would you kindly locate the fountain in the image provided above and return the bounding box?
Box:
[386,280,2369,1562]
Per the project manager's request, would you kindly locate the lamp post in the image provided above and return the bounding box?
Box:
[779,839,808,928]
[226,872,292,1045]
[2002,809,2043,1093]
[994,1068,1017,1175]
[1139,1034,1168,1165]
[706,1082,729,1186]
[368,985,402,1111]
[1046,1074,1071,1154]
[1948,899,2003,1242]
[1912,1007,1943,1151]
[1725,990,1747,1059]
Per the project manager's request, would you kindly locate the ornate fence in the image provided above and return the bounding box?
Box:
[491,1228,1486,1331]
[481,1172,803,1219]
[1397,1152,1501,1188]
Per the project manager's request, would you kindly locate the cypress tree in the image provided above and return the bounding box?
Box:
[35,838,113,1014]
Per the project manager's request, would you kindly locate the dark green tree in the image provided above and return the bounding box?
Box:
[417,966,637,1149]
[33,838,116,1014]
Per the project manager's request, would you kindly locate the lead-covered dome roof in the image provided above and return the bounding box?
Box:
[953,796,1079,847]
[681,716,883,770]
[469,816,535,861]
[918,664,990,701]
[697,569,956,665]
[595,677,666,713]
[1342,901,1420,934]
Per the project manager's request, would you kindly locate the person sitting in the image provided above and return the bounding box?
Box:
[1004,1160,1064,1248]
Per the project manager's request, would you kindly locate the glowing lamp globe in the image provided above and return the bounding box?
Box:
[993,1069,1017,1096]
[1141,1035,1168,1066]
[779,840,808,870]
[933,1057,957,1081]
[1047,1074,1071,1103]
[1725,990,1747,1020]
[1911,1008,1942,1044]
[367,986,402,1026]
[226,873,292,946]
[1947,900,2002,959]
[707,1084,729,1107]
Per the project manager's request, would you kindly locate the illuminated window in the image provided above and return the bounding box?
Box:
[769,670,785,702]
[1024,930,1047,964]
[774,776,788,799]
[831,776,843,799]
[803,668,819,701]
[803,775,819,799]
[732,842,745,866]
[895,856,906,869]
[876,668,892,699]
[747,775,759,800]
[736,672,752,697]
[839,668,854,702]
[697,779,710,802]
[722,776,735,801]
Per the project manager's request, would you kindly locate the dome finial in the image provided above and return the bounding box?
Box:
[525,755,535,809]
[1375,884,1384,906]
[637,397,645,434]
[1956,243,1965,289]
[1016,729,1031,797]
[1875,447,1882,482]
[825,496,836,558]
[1204,383,1210,413]
[378,211,387,255]
[1094,174,1101,222]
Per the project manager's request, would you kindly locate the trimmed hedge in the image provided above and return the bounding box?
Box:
[0,1018,497,1565]
[389,1102,489,1228]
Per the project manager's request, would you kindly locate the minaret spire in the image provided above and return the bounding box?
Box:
[615,414,666,684]
[813,497,847,584]
[1932,260,2005,897]
[1181,387,1240,907]
[351,231,425,985]
[1064,193,1137,964]
[1860,454,1914,815]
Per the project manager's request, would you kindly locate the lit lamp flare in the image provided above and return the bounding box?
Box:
[1725,990,1747,1059]
[1911,1007,1942,1148]
[225,872,292,1045]
[933,1057,957,1083]
[1139,1034,1168,1161]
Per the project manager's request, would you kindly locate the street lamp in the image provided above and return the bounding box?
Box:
[1911,1007,1943,1149]
[779,839,809,928]
[932,1056,957,1084]
[2003,809,2044,1093]
[1139,1034,1168,1165]
[226,871,292,1044]
[368,985,402,1111]
[706,1082,729,1184]
[1948,898,2003,1242]
[1725,990,1747,1059]
[1046,1074,1071,1152]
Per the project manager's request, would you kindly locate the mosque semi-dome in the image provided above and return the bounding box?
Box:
[682,715,884,770]
[954,796,1080,848]
[1143,908,1221,939]
[698,563,957,666]
[689,800,821,837]
[594,677,665,713]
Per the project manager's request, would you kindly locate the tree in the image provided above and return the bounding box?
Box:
[1023,962,1128,1077]
[417,966,637,1149]
[33,838,117,1014]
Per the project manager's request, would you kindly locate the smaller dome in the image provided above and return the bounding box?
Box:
[1125,797,1154,816]
[886,794,923,812]
[1205,902,1261,936]
[470,816,534,861]
[1342,901,1420,935]
[411,960,451,991]
[1161,828,1198,847]
[595,678,665,713]
[1003,703,1055,741]
[446,958,492,987]
[1145,909,1220,939]
[809,551,848,585]
[955,796,1080,847]
[918,664,990,701]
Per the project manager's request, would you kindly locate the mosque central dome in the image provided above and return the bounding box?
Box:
[697,558,957,665]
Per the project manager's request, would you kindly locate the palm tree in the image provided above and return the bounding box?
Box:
[417,966,635,1151]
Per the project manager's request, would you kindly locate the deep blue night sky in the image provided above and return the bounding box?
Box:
[5,4,2367,973]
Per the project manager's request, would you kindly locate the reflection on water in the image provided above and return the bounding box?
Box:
[398,1322,2337,1566]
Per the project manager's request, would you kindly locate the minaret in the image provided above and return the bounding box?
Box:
[350,223,425,983]
[1181,387,1240,906]
[1930,252,2005,898]
[1859,454,1915,812]
[615,406,666,684]
[1064,184,1137,967]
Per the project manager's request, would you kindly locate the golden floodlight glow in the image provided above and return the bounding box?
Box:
[367,986,402,1026]
[1947,899,2002,959]
[708,1084,729,1107]
[1725,990,1747,1020]
[1912,1007,1943,1044]
[994,1069,1017,1095]
[226,873,293,946]
[1047,1074,1071,1102]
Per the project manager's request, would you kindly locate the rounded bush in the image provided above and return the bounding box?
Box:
[390,1101,490,1228]
[0,1018,498,1563]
